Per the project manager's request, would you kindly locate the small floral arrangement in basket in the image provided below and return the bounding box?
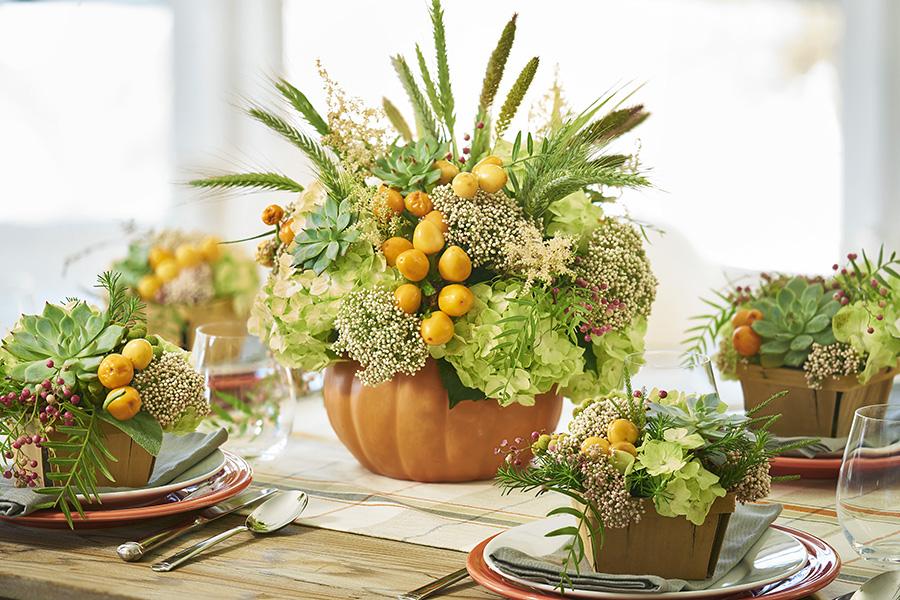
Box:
[684,249,899,437]
[0,273,210,525]
[191,0,657,409]
[496,386,799,585]
[111,230,259,347]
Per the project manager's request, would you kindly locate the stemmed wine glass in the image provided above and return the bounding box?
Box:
[836,403,900,563]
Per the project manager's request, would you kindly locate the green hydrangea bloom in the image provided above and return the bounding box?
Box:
[636,439,686,476]
[546,190,604,246]
[562,316,647,401]
[249,242,400,371]
[662,427,705,449]
[654,459,726,526]
[832,300,900,383]
[211,252,260,315]
[431,280,585,406]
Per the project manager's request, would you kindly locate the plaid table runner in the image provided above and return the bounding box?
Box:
[253,399,895,596]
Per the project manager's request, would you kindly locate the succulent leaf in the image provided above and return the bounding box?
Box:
[751,277,840,369]
[292,197,359,274]
[371,138,448,195]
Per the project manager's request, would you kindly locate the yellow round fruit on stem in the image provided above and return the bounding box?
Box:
[475,164,508,193]
[261,204,284,226]
[420,311,454,345]
[404,191,433,217]
[148,247,173,270]
[395,248,430,281]
[413,220,445,255]
[381,186,405,214]
[394,284,422,314]
[610,441,638,457]
[607,419,639,444]
[475,155,503,169]
[174,243,202,268]
[279,219,296,245]
[155,259,180,283]
[438,284,474,317]
[381,237,414,266]
[424,210,448,233]
[434,160,460,185]
[97,354,135,389]
[438,246,472,282]
[199,236,221,261]
[451,172,478,199]
[122,339,154,370]
[103,386,142,421]
[136,275,162,301]
[580,436,611,455]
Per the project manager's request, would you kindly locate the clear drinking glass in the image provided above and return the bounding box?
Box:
[836,403,900,563]
[191,321,298,461]
[625,350,719,398]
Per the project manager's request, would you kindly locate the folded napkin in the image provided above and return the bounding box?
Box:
[774,436,846,459]
[489,503,782,594]
[0,428,227,517]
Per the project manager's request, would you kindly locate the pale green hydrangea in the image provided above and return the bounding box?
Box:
[832,300,900,383]
[211,252,260,315]
[562,316,646,401]
[546,190,604,246]
[654,460,726,526]
[248,242,400,371]
[430,280,585,406]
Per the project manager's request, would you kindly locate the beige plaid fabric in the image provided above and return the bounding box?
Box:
[253,400,895,597]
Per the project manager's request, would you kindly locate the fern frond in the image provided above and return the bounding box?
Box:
[414,44,442,124]
[382,97,414,142]
[190,172,305,193]
[429,0,455,141]
[391,54,441,141]
[247,106,344,198]
[274,78,329,137]
[495,57,539,138]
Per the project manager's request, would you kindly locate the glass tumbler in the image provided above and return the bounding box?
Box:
[836,403,900,563]
[191,321,298,461]
[625,350,719,398]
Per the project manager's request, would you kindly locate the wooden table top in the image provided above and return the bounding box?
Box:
[0,511,846,600]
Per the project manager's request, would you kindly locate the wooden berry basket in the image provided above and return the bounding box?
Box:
[18,421,155,488]
[577,494,736,579]
[737,363,898,438]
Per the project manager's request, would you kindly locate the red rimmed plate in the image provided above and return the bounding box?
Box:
[0,451,252,529]
[769,456,842,479]
[466,524,840,600]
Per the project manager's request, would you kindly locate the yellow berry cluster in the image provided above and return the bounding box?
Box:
[137,237,221,301]
[580,419,640,457]
[96,339,155,421]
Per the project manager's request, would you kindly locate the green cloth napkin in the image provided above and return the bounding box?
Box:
[0,428,227,517]
[489,503,782,594]
[775,436,846,458]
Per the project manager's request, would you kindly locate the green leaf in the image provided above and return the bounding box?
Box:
[436,358,484,408]
[790,334,813,351]
[805,314,830,333]
[760,339,790,354]
[752,320,779,338]
[97,411,163,456]
[784,349,808,367]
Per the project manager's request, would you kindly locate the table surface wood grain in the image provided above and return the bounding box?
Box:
[0,511,848,600]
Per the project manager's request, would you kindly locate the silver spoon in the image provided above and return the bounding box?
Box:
[834,570,900,600]
[151,490,308,572]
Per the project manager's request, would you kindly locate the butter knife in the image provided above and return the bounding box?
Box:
[116,487,277,561]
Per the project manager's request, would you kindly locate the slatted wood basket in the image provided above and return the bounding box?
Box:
[737,364,898,437]
[18,421,155,488]
[577,494,736,579]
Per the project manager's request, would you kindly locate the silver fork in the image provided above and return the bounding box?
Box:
[398,568,469,600]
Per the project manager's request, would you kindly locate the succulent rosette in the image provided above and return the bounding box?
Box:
[688,249,899,388]
[192,0,659,407]
[0,273,209,526]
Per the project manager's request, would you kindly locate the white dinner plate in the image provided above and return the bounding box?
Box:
[79,449,226,507]
[484,514,808,599]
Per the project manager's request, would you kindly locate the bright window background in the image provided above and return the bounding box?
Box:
[0,1,173,224]
[283,0,842,274]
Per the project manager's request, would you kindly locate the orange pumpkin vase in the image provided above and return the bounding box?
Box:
[322,359,563,482]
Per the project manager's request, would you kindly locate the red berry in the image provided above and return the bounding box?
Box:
[867,327,875,334]
[463,133,470,141]
[658,390,668,399]
[462,146,470,154]
[832,264,839,270]
[476,121,485,129]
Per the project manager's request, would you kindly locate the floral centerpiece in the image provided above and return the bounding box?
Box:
[191,0,657,481]
[685,249,899,437]
[497,386,796,583]
[111,230,259,348]
[0,273,210,525]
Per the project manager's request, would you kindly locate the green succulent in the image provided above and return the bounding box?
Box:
[2,301,125,397]
[371,138,448,195]
[292,196,360,274]
[751,276,839,368]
